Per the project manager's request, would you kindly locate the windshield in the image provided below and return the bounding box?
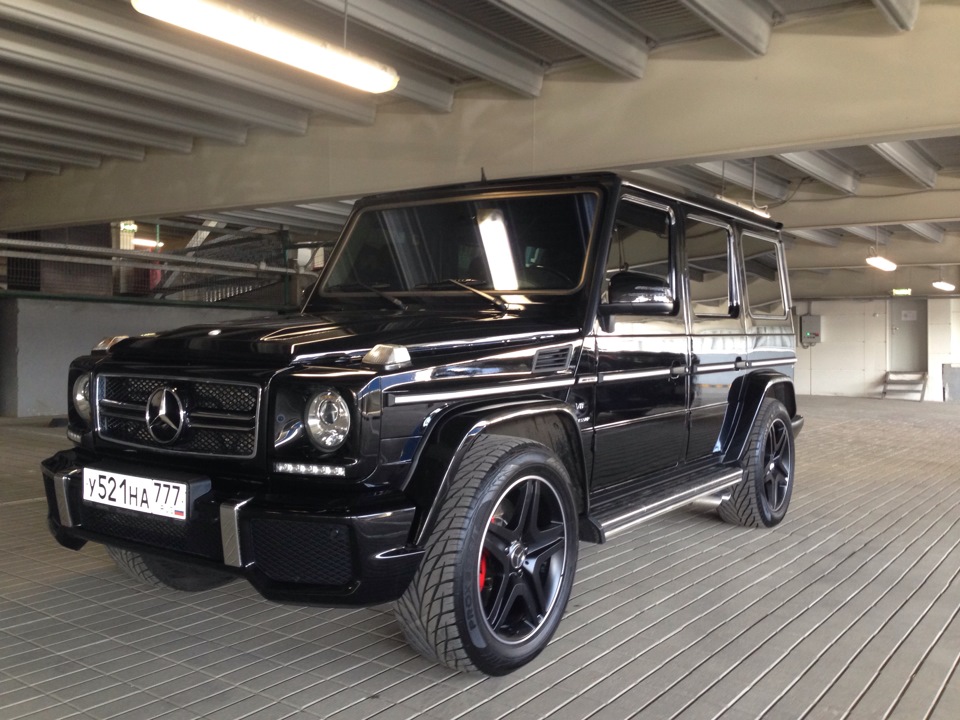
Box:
[318,190,598,301]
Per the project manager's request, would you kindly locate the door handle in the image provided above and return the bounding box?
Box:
[669,362,688,378]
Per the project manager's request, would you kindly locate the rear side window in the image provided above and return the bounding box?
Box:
[685,215,735,319]
[741,232,786,318]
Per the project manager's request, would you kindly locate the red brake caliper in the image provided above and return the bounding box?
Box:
[479,552,488,591]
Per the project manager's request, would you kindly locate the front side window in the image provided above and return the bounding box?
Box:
[741,232,786,317]
[317,191,597,302]
[603,198,676,310]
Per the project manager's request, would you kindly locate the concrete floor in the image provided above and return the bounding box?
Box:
[2,396,960,720]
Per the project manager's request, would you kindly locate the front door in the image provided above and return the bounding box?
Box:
[591,196,688,492]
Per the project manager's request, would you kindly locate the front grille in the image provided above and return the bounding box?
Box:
[96,374,260,458]
[80,504,223,560]
[251,519,354,586]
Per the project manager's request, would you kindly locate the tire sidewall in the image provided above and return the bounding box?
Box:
[454,444,578,675]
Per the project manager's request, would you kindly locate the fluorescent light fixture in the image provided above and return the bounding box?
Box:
[933,267,955,292]
[715,194,771,218]
[132,237,163,248]
[130,0,399,94]
[866,254,897,272]
[477,209,519,291]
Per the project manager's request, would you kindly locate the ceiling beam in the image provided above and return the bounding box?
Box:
[841,225,893,244]
[304,0,544,97]
[869,141,938,188]
[0,26,311,134]
[903,222,945,243]
[777,151,860,195]
[0,96,194,153]
[872,0,920,30]
[0,153,60,174]
[679,0,772,56]
[0,140,100,169]
[0,121,145,162]
[630,168,718,197]
[0,0,375,124]
[490,0,648,77]
[0,65,247,145]
[696,160,790,201]
[787,229,841,247]
[774,177,960,229]
[0,167,25,181]
[391,65,455,113]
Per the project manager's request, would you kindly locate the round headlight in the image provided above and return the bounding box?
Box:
[72,373,92,422]
[304,389,350,451]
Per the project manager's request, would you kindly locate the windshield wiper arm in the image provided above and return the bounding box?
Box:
[419,278,511,312]
[328,282,407,311]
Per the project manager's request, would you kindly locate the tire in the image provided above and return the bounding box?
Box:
[718,398,795,528]
[106,545,235,592]
[395,434,578,675]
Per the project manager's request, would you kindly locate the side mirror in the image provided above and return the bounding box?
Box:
[603,271,676,316]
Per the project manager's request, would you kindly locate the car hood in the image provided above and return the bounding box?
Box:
[109,308,581,367]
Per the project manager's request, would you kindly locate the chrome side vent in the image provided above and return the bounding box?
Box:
[532,346,573,373]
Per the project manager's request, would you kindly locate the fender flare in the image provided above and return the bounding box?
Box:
[718,371,799,464]
[403,399,587,547]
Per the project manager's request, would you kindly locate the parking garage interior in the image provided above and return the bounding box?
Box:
[3,1,960,718]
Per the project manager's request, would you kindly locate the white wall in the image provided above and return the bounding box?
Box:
[0,298,268,417]
[794,298,960,402]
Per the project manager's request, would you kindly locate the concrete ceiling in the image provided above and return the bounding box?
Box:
[1,0,959,298]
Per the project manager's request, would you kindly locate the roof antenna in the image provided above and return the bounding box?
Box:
[481,167,488,182]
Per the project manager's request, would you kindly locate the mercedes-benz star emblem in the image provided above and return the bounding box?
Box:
[145,387,186,444]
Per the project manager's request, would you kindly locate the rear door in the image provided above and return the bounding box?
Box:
[684,212,747,461]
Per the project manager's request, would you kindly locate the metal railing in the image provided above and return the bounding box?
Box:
[0,235,321,310]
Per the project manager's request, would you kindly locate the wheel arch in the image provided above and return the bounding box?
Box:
[718,371,797,465]
[404,400,587,547]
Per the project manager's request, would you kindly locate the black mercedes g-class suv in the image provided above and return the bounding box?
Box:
[42,172,802,675]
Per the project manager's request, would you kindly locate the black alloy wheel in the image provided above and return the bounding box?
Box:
[718,398,795,528]
[477,475,568,645]
[395,434,578,675]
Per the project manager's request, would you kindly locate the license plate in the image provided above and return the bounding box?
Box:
[83,468,188,521]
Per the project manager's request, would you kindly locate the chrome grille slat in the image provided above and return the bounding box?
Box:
[95,374,261,459]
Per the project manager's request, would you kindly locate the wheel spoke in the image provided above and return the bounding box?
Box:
[515,479,540,536]
[483,529,513,569]
[526,522,564,556]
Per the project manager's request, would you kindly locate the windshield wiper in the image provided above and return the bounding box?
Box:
[416,278,512,312]
[326,282,408,311]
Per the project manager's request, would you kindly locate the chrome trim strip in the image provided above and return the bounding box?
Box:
[99,398,144,414]
[54,473,75,528]
[695,363,738,373]
[747,357,798,368]
[576,376,598,384]
[392,378,574,405]
[220,497,254,568]
[601,470,743,539]
[599,368,672,382]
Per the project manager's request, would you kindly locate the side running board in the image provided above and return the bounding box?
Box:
[584,468,743,543]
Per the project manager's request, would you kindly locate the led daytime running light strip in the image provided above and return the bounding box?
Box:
[131,0,399,94]
[274,462,347,477]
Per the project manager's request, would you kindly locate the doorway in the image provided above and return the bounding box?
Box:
[889,298,928,372]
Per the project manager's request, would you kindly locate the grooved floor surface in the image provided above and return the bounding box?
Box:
[3,396,960,720]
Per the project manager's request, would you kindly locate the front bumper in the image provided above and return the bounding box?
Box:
[41,450,423,605]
